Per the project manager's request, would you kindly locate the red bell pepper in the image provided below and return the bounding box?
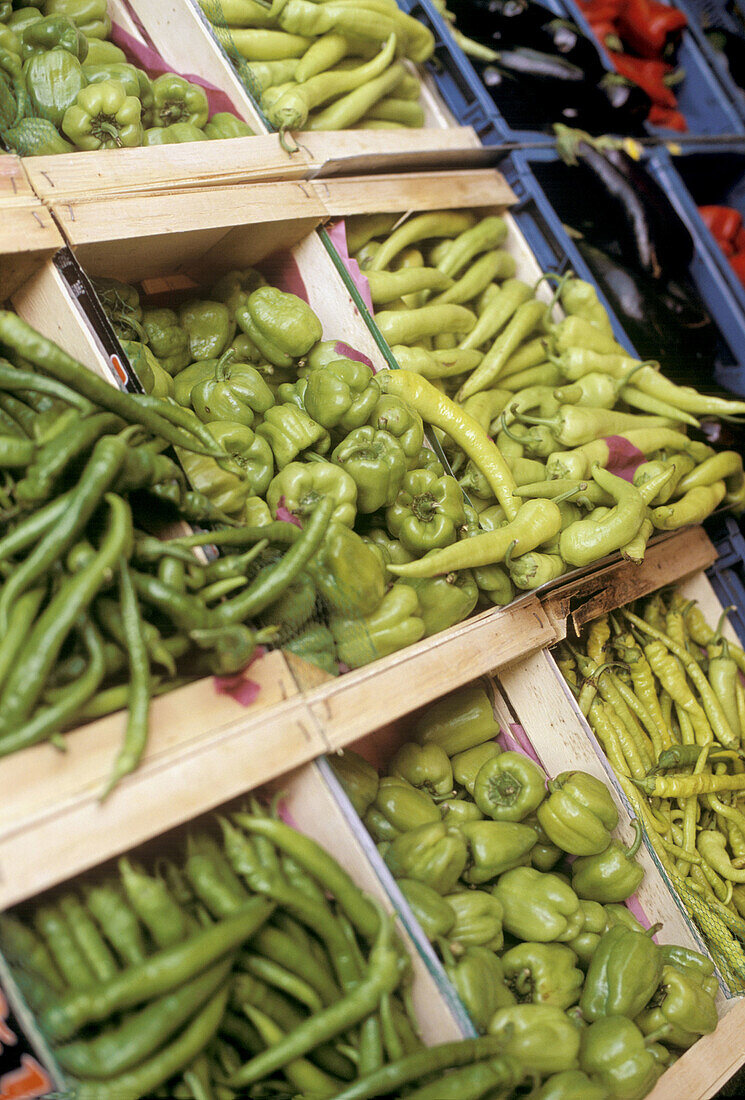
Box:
[617,0,687,58]
[610,52,678,106]
[589,20,624,51]
[698,204,743,243]
[735,227,745,251]
[647,103,687,129]
[728,251,745,289]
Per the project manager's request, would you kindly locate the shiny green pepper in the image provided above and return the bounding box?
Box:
[174,352,230,406]
[371,775,440,833]
[452,742,501,797]
[149,72,208,128]
[397,570,478,638]
[501,941,583,1009]
[389,741,454,799]
[267,461,357,528]
[140,309,190,376]
[331,425,405,513]
[494,867,583,943]
[603,904,646,934]
[283,622,337,676]
[142,122,207,146]
[304,358,380,434]
[443,945,515,1034]
[330,585,424,669]
[473,751,547,822]
[580,924,662,1022]
[361,527,414,570]
[571,820,644,904]
[82,61,140,98]
[211,268,266,319]
[23,48,84,126]
[257,403,330,468]
[205,420,274,497]
[527,816,563,872]
[369,394,424,463]
[660,944,717,996]
[488,1004,581,1075]
[537,771,619,856]
[530,1069,609,1100]
[386,468,466,555]
[62,78,143,150]
[43,0,111,39]
[636,965,718,1049]
[384,820,468,894]
[21,14,86,60]
[191,357,275,428]
[237,287,322,368]
[309,521,385,616]
[179,300,234,362]
[580,1017,663,1100]
[414,683,500,757]
[120,340,172,399]
[176,447,250,519]
[398,878,455,942]
[439,798,484,826]
[460,821,537,885]
[204,111,254,139]
[443,889,504,951]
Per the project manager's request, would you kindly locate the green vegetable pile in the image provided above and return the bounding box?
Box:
[197,0,434,147]
[0,0,254,157]
[0,308,344,792]
[347,209,745,596]
[558,595,745,991]
[332,682,720,1098]
[2,803,452,1100]
[96,270,493,672]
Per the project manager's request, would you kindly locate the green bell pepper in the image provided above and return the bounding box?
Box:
[389,741,454,799]
[537,771,619,856]
[580,1017,664,1100]
[369,394,424,464]
[527,816,563,872]
[660,944,718,996]
[258,572,316,641]
[452,742,501,797]
[141,308,190,376]
[82,62,140,98]
[205,420,274,497]
[565,900,607,969]
[488,1004,581,1075]
[364,808,401,843]
[398,570,478,638]
[7,11,43,35]
[203,111,254,139]
[120,340,172,399]
[23,47,84,126]
[191,357,275,428]
[413,445,445,478]
[443,889,504,950]
[237,287,322,368]
[501,941,583,1009]
[439,798,484,826]
[61,78,143,149]
[384,820,468,894]
[242,496,272,526]
[472,750,547,823]
[495,867,583,943]
[143,122,208,146]
[331,424,405,512]
[571,820,644,903]
[361,527,414,570]
[4,115,73,154]
[43,0,111,39]
[530,1069,609,1100]
[21,14,86,60]
[604,904,646,934]
[283,623,337,676]
[83,39,126,64]
[267,461,357,528]
[211,268,266,319]
[398,878,455,942]
[386,468,466,555]
[149,72,208,128]
[176,448,250,519]
[257,403,330,468]
[174,354,228,406]
[330,584,425,669]
[328,749,379,816]
[309,521,385,616]
[580,924,662,1022]
[414,683,500,757]
[179,300,233,362]
[460,821,537,885]
[636,965,718,1048]
[370,775,441,833]
[304,358,380,435]
[442,944,515,1033]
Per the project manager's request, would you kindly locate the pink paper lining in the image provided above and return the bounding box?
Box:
[110,23,239,117]
[213,647,265,707]
[327,220,375,316]
[604,435,648,482]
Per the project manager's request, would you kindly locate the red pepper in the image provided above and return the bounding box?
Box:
[577,0,627,14]
[617,0,687,58]
[647,103,687,129]
[735,227,745,251]
[698,204,743,243]
[610,52,678,106]
[588,20,624,51]
[728,251,745,289]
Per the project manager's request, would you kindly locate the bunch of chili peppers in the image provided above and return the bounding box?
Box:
[0,801,514,1100]
[558,594,745,989]
[0,0,254,157]
[699,204,745,290]
[577,0,689,130]
[331,680,720,1093]
[0,309,341,795]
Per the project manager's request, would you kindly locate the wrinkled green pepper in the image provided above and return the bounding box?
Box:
[384,820,467,894]
[389,741,454,799]
[501,941,583,1008]
[580,1017,664,1100]
[257,402,329,467]
[537,771,619,856]
[237,287,322,368]
[443,889,504,950]
[62,78,143,150]
[571,820,644,903]
[398,570,478,638]
[179,300,234,362]
[636,964,718,1048]
[23,47,84,125]
[488,1004,581,1075]
[141,308,190,375]
[267,461,357,528]
[494,867,583,942]
[149,72,209,128]
[309,520,385,616]
[473,750,546,823]
[414,683,500,757]
[580,924,662,1022]
[304,358,380,434]
[191,357,275,428]
[444,945,515,1033]
[460,820,536,885]
[331,425,405,512]
[398,878,455,942]
[331,585,424,669]
[386,468,466,555]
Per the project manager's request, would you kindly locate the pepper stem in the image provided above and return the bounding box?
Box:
[278,125,300,156]
[625,818,644,860]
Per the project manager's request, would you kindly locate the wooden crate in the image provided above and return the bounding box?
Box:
[0,201,64,302]
[0,155,35,203]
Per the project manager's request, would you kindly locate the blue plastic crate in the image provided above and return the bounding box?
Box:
[672,0,745,122]
[705,515,745,647]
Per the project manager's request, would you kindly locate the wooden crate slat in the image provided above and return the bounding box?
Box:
[0,204,64,301]
[314,168,515,217]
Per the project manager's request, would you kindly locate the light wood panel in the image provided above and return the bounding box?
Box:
[0,204,64,300]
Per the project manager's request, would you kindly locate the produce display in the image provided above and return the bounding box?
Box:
[346,206,745,595]
[557,594,745,989]
[0,0,254,156]
[699,204,745,291]
[197,0,435,144]
[330,681,721,1095]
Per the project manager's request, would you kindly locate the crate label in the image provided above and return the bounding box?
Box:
[0,988,51,1100]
